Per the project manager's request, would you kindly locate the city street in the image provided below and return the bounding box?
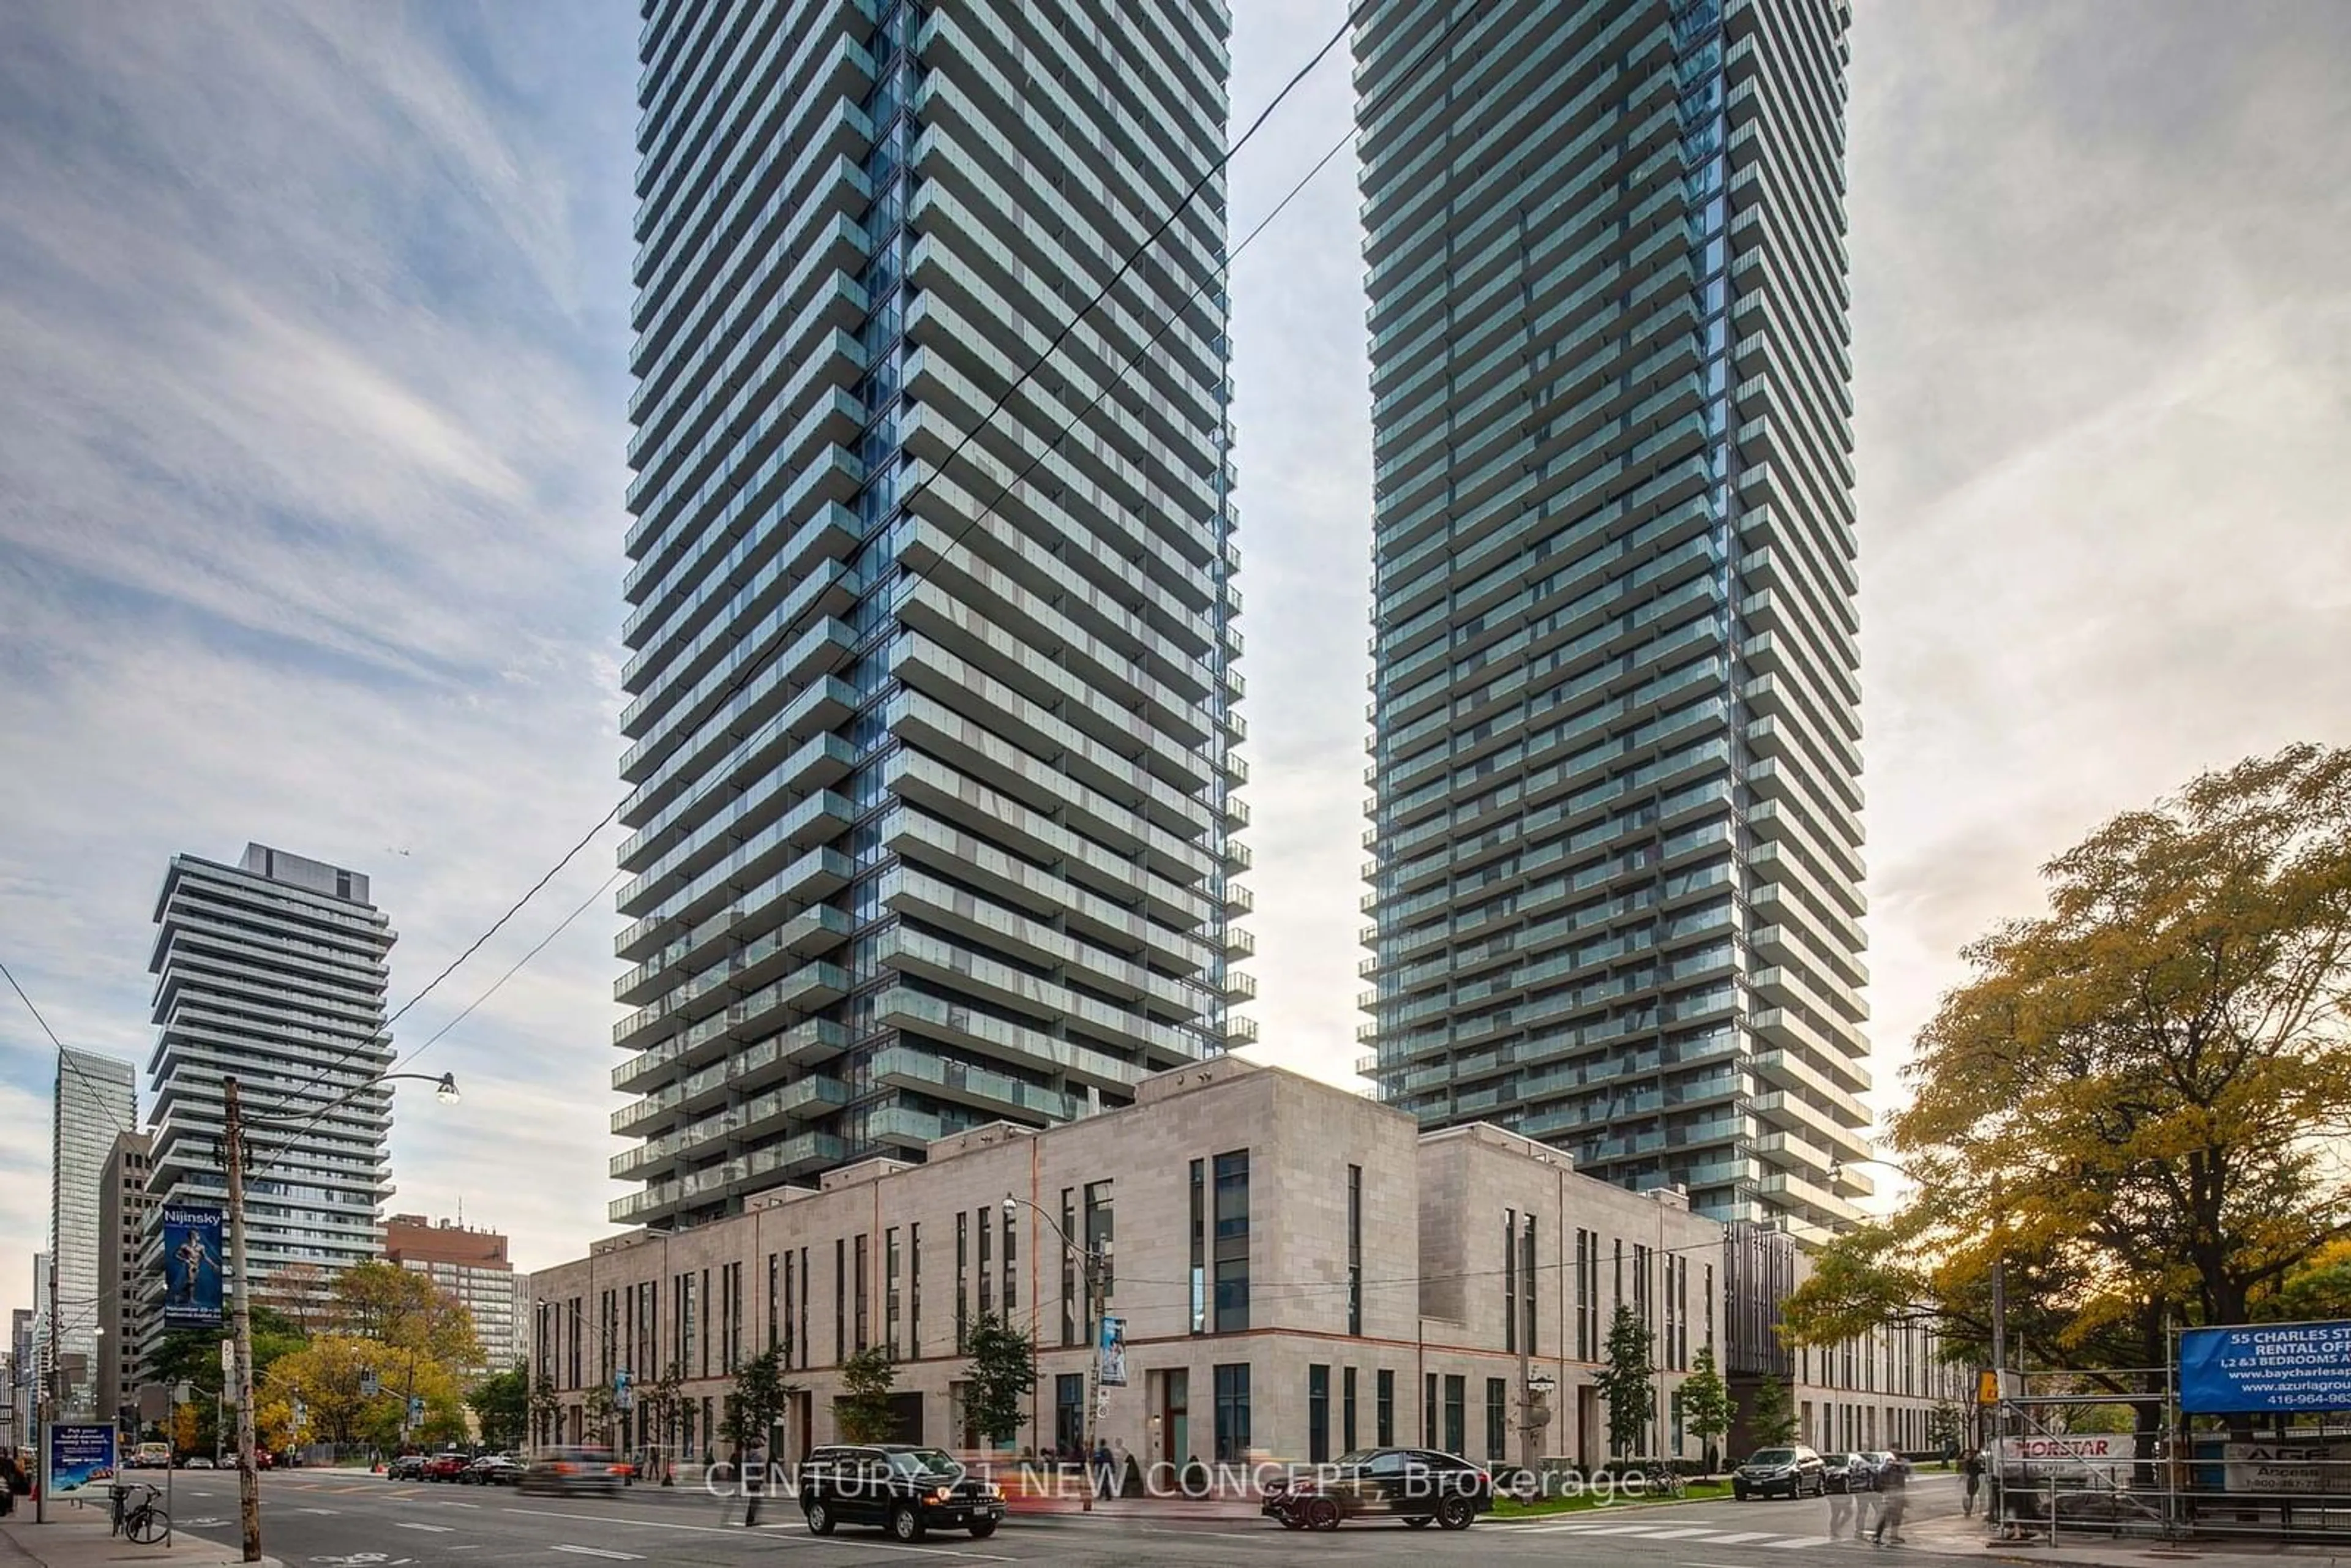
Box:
[146,1470,1988,1567]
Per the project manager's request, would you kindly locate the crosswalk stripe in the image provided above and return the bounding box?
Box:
[1636,1527,1720,1539]
[1704,1531,1781,1543]
[1764,1534,1834,1548]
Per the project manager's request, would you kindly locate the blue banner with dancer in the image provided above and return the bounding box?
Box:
[159,1204,225,1330]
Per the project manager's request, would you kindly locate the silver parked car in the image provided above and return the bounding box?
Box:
[520,1447,620,1498]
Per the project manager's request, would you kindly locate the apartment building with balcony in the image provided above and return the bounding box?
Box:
[386,1213,525,1374]
[1355,0,1870,1231]
[139,844,397,1371]
[610,0,1250,1231]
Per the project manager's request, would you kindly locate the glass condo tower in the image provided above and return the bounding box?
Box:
[1357,0,1869,1229]
[613,0,1251,1229]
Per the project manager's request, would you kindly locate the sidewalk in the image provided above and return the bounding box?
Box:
[0,1504,283,1568]
[1910,1512,2351,1566]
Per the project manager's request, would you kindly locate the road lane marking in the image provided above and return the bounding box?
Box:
[552,1548,644,1561]
[299,1507,341,1515]
[1764,1534,1833,1548]
[393,1521,456,1533]
[1700,1531,1780,1542]
[1637,1527,1721,1539]
[497,1507,1014,1560]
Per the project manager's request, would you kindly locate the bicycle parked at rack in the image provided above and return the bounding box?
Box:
[110,1481,169,1544]
[1642,1463,1687,1498]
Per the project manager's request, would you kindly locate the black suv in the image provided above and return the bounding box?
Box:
[1733,1445,1828,1500]
[1260,1448,1493,1531]
[797,1445,1004,1543]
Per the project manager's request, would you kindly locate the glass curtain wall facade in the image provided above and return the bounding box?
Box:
[1356,0,1867,1228]
[50,1047,135,1415]
[141,843,397,1372]
[614,0,1249,1229]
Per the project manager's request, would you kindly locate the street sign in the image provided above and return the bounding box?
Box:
[360,1370,379,1398]
[175,1381,192,1406]
[137,1382,173,1423]
[220,1339,235,1377]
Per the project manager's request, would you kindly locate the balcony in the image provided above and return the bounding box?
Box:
[871,1045,1072,1122]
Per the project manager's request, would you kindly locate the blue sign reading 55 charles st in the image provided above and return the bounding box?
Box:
[159,1203,225,1330]
[2181,1321,2351,1414]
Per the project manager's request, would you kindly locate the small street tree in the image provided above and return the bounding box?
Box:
[959,1310,1039,1449]
[722,1348,795,1460]
[1747,1375,1798,1447]
[1594,1303,1655,1458]
[1681,1343,1733,1473]
[529,1371,560,1449]
[834,1346,899,1444]
[470,1363,530,1450]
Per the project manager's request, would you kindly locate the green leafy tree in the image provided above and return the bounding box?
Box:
[1594,1304,1655,1458]
[1928,1400,1965,1459]
[333,1260,482,1367]
[469,1364,530,1450]
[529,1371,560,1447]
[959,1311,1038,1448]
[1784,746,2351,1448]
[1746,1375,1797,1448]
[1681,1344,1733,1473]
[834,1346,898,1444]
[721,1348,795,1457]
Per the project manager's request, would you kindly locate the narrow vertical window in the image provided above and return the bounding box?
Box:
[909,1221,921,1357]
[834,1239,847,1364]
[1376,1368,1395,1447]
[1342,1367,1358,1452]
[1188,1163,1205,1335]
[1346,1164,1363,1336]
[1308,1365,1330,1463]
[1504,1207,1518,1354]
[1062,1187,1081,1346]
[885,1228,901,1358]
[955,1212,969,1352]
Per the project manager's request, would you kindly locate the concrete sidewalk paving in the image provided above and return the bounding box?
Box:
[1909,1512,2351,1566]
[1,1505,283,1568]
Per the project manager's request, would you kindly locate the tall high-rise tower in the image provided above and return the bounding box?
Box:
[141,844,397,1358]
[613,0,1250,1229]
[50,1046,135,1414]
[1357,0,1868,1229]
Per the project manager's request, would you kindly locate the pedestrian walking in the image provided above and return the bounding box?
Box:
[1872,1455,1911,1545]
[740,1440,766,1528]
[1091,1439,1116,1499]
[1826,1479,1854,1540]
[1853,1472,1878,1540]
[1963,1447,1984,1517]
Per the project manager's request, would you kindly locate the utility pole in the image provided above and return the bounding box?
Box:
[1005,1195,1103,1513]
[223,1077,261,1563]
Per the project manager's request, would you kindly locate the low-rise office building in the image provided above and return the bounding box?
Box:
[530,1059,1960,1469]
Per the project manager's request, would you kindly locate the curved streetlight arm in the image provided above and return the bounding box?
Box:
[241,1071,459,1130]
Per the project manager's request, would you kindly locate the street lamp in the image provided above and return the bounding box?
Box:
[1004,1193,1108,1513]
[223,1070,460,1562]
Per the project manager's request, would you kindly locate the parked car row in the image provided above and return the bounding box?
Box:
[1734,1447,1908,1501]
[386,1450,524,1485]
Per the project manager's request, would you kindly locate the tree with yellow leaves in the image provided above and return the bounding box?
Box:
[1787,745,2351,1427]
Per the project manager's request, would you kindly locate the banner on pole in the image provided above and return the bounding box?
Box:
[2180,1321,2351,1414]
[159,1205,225,1330]
[1097,1315,1127,1388]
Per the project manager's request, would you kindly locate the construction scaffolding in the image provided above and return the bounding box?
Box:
[1985,1341,2351,1547]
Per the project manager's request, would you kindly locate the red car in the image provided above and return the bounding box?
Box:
[423,1452,471,1482]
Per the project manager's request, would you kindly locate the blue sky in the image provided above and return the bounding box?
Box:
[4,1,2349,1315]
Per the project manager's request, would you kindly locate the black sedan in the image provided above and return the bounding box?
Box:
[1733,1446,1827,1500]
[1261,1449,1492,1531]
[1821,1452,1875,1493]
[460,1454,522,1486]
